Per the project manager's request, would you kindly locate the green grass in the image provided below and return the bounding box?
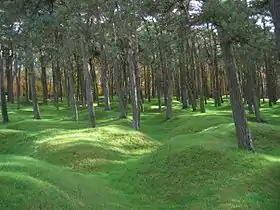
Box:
[0,99,280,209]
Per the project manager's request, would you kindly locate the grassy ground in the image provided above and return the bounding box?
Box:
[0,98,280,209]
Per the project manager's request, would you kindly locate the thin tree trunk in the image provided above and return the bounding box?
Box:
[114,57,127,118]
[0,56,9,124]
[83,54,96,128]
[6,55,14,103]
[128,36,140,130]
[52,60,59,110]
[15,58,21,110]
[29,53,41,119]
[67,58,78,121]
[247,67,264,123]
[199,61,206,113]
[100,46,111,111]
[147,67,151,102]
[40,54,48,104]
[166,66,173,120]
[25,67,29,101]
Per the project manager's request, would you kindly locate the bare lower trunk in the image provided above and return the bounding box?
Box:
[40,55,48,104]
[128,37,140,130]
[247,70,263,123]
[114,57,127,118]
[67,59,78,121]
[52,60,59,110]
[156,71,162,112]
[166,68,173,120]
[6,55,14,103]
[80,44,96,128]
[220,39,254,151]
[0,57,9,124]
[15,59,21,110]
[25,67,29,101]
[100,47,111,111]
[29,54,41,119]
[199,61,206,113]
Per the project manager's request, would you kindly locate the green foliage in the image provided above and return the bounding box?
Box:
[0,100,280,209]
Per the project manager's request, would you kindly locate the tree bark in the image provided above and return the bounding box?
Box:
[14,57,21,110]
[67,58,78,121]
[40,54,48,104]
[0,56,9,124]
[114,56,127,118]
[128,35,140,130]
[220,38,254,151]
[83,55,96,128]
[25,67,29,101]
[166,67,173,120]
[100,46,111,111]
[29,53,41,120]
[6,54,14,103]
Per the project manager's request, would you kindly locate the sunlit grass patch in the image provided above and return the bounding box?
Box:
[0,99,280,209]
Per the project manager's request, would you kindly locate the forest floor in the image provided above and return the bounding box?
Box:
[0,98,280,209]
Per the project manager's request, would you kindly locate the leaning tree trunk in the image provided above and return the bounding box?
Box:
[0,56,9,124]
[220,38,254,151]
[29,53,41,120]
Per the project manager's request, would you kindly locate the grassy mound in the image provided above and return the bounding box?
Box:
[0,155,131,209]
[0,100,280,209]
[112,131,280,209]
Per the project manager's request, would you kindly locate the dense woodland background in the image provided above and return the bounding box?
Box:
[1,0,280,152]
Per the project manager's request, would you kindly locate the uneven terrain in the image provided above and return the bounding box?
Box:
[0,99,280,209]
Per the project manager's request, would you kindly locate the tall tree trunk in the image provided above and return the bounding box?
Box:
[156,67,162,112]
[199,60,206,113]
[213,32,221,107]
[265,56,277,106]
[0,56,9,124]
[147,67,151,102]
[67,58,78,121]
[247,66,264,123]
[83,54,96,128]
[15,58,21,110]
[40,54,48,104]
[151,66,156,98]
[29,53,41,119]
[6,55,14,103]
[179,45,188,109]
[25,67,29,101]
[114,56,127,118]
[269,0,280,60]
[52,60,59,110]
[166,66,173,120]
[128,36,140,130]
[220,38,254,151]
[89,58,98,103]
[100,46,111,111]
